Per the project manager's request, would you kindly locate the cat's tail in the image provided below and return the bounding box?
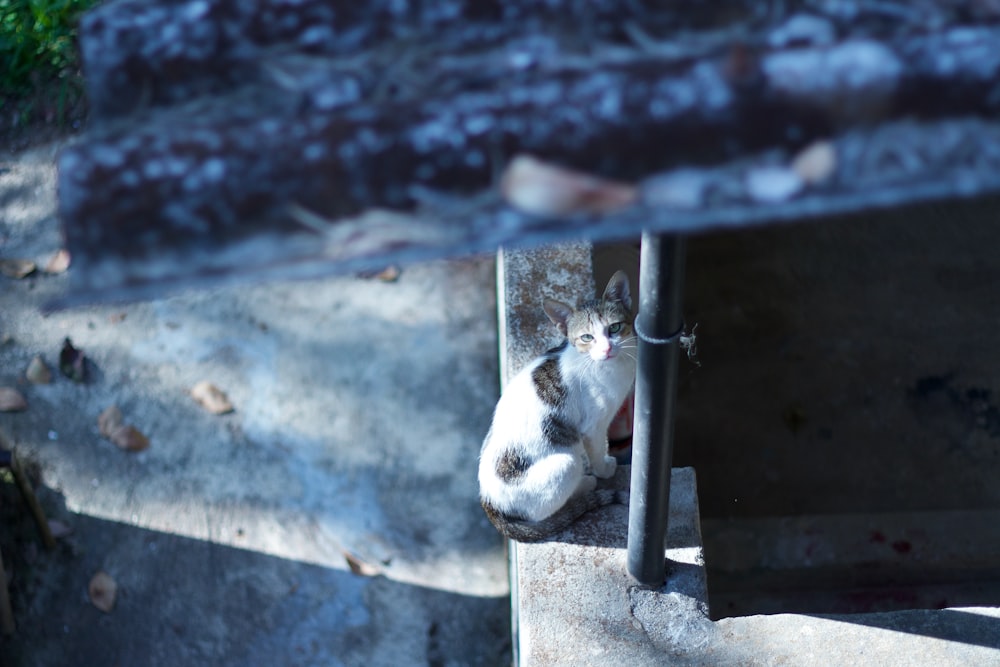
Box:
[481,489,629,543]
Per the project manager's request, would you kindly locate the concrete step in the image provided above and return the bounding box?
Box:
[513,465,711,665]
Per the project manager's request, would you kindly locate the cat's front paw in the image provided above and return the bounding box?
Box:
[593,455,617,479]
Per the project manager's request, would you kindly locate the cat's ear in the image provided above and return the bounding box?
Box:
[603,270,632,311]
[543,298,573,337]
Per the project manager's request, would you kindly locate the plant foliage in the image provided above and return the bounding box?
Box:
[0,0,99,97]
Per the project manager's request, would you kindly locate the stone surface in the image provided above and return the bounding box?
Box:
[0,143,509,667]
[514,466,711,666]
[497,244,594,385]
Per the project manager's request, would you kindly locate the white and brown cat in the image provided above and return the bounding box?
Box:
[479,271,636,542]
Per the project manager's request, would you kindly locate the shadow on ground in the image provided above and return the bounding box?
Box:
[1,506,510,667]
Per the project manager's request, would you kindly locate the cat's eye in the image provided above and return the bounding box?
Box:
[579,334,595,343]
[608,322,624,335]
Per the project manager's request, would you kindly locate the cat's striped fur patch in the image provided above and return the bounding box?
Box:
[480,489,628,543]
[541,414,578,447]
[495,449,531,482]
[531,356,566,407]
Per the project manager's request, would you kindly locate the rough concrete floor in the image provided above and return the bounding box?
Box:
[669,198,1000,617]
[0,143,510,666]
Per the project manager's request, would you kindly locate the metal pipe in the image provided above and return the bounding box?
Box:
[627,232,686,586]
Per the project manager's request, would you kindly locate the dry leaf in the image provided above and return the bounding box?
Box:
[88,571,118,613]
[343,551,381,577]
[375,266,401,282]
[0,387,27,412]
[59,338,87,383]
[26,355,52,384]
[44,249,71,274]
[500,155,637,217]
[0,258,36,279]
[98,405,149,451]
[792,140,837,185]
[190,381,234,415]
[358,265,401,281]
[109,425,150,452]
[98,405,124,438]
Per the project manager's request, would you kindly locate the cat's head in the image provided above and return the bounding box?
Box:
[543,271,633,362]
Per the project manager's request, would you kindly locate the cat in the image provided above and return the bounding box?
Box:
[479,270,636,542]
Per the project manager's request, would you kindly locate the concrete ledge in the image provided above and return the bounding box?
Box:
[514,465,711,666]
